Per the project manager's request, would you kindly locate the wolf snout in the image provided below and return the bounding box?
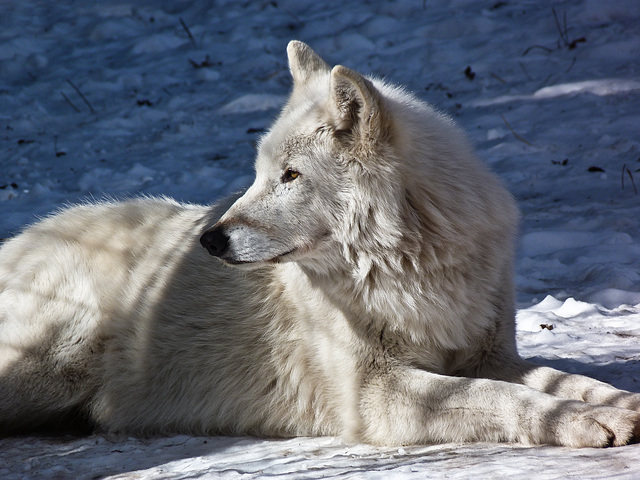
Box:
[200,227,229,257]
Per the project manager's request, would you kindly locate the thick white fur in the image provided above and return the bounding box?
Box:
[1,41,639,447]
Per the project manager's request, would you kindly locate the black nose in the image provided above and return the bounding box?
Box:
[200,227,229,257]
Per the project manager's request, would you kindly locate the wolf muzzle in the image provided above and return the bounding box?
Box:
[200,227,229,257]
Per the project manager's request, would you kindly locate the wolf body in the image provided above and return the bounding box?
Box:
[1,41,639,447]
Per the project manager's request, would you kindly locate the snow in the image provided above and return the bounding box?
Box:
[2,434,640,479]
[1,0,640,478]
[475,78,640,105]
[219,93,288,114]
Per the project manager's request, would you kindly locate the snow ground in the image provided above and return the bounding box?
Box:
[1,0,640,478]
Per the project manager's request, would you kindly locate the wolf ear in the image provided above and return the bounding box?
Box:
[329,65,389,145]
[287,40,330,86]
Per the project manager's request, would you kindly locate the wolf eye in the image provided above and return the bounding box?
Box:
[282,168,300,183]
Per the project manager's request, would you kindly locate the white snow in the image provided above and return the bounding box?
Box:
[475,78,640,105]
[1,0,640,478]
[219,93,288,114]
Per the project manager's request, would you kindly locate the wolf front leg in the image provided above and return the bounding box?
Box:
[358,368,640,447]
[480,356,640,412]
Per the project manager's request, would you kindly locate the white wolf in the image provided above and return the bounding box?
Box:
[1,41,639,447]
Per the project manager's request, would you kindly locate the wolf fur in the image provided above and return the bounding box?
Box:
[1,41,639,447]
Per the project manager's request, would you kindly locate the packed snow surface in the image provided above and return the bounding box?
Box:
[1,0,640,478]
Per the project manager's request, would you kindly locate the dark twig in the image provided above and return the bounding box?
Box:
[552,8,585,50]
[518,62,533,81]
[552,8,569,47]
[539,73,553,88]
[180,17,197,47]
[524,9,585,56]
[565,56,577,73]
[568,37,586,50]
[66,79,95,113]
[622,164,638,194]
[501,114,532,146]
[490,72,507,84]
[522,45,553,56]
[61,92,81,113]
[54,135,66,157]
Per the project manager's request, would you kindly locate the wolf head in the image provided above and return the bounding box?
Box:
[201,41,516,282]
[202,41,395,267]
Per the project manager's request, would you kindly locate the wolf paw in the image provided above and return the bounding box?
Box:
[553,404,640,448]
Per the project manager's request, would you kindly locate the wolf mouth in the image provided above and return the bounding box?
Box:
[223,248,298,266]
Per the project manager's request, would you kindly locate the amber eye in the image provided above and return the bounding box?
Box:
[282,168,301,183]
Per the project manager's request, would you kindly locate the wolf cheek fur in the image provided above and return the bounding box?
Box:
[2,41,640,447]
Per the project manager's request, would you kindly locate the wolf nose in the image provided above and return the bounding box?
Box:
[200,227,229,257]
